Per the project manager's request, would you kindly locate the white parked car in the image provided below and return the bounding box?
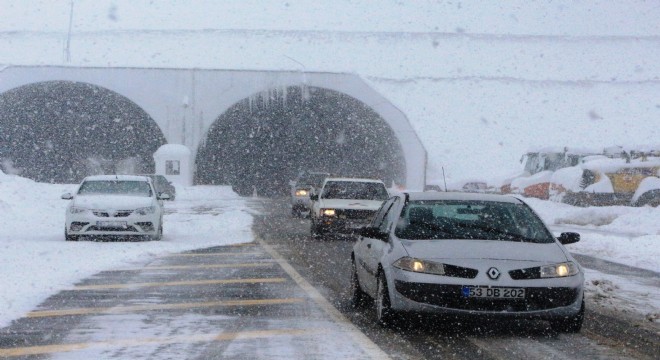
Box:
[309,177,389,238]
[62,175,168,241]
[351,191,585,333]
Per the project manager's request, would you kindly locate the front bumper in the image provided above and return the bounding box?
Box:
[315,217,370,233]
[387,268,584,320]
[66,210,160,237]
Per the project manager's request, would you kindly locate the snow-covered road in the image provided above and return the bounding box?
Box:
[0,172,658,337]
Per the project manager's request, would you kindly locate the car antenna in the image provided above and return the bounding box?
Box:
[442,167,448,192]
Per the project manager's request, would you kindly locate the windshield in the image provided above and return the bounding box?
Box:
[77,180,153,197]
[321,181,388,200]
[395,200,555,243]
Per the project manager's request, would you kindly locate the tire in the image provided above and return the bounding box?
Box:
[65,228,78,242]
[310,220,325,240]
[291,207,301,218]
[376,271,397,326]
[550,300,584,333]
[151,223,163,241]
[350,259,370,309]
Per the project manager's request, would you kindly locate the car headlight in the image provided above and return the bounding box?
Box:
[322,208,336,216]
[295,189,309,196]
[135,206,156,216]
[540,262,579,278]
[69,206,87,214]
[393,257,445,275]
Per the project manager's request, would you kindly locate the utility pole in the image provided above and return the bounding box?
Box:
[64,0,74,63]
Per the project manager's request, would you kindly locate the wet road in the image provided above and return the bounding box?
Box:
[0,197,658,359]
[255,198,660,360]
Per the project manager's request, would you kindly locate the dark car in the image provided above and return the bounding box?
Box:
[140,174,176,200]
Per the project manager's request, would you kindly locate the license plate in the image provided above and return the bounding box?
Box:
[462,286,525,299]
[97,221,127,227]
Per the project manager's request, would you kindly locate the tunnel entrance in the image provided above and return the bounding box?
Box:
[196,86,406,197]
[0,81,166,183]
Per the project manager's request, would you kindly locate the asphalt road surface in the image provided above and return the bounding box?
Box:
[0,197,658,359]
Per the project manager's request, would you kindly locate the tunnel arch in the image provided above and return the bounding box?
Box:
[195,85,406,197]
[0,80,167,183]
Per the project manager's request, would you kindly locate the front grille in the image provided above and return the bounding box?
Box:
[509,267,541,280]
[87,226,138,232]
[92,210,133,217]
[336,209,377,220]
[395,282,578,311]
[443,264,479,279]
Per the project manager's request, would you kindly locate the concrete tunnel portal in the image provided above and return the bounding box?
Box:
[196,86,407,197]
[0,81,167,184]
[0,75,412,196]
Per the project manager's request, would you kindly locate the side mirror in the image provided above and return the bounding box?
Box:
[359,226,388,241]
[158,193,171,200]
[310,194,319,201]
[61,193,73,200]
[557,232,580,245]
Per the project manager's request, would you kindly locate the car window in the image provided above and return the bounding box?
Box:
[394,200,554,243]
[378,197,401,233]
[370,197,395,228]
[77,180,153,197]
[321,181,388,200]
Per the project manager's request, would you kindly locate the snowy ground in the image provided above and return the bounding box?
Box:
[0,172,658,329]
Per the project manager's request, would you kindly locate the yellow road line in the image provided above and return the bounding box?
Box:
[0,328,323,357]
[258,237,391,359]
[74,277,285,290]
[163,251,265,257]
[27,298,304,318]
[119,262,275,271]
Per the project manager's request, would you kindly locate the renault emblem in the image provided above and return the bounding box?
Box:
[487,267,500,280]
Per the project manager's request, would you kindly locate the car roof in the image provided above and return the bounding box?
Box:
[323,177,385,184]
[403,191,524,204]
[137,174,165,179]
[83,175,150,182]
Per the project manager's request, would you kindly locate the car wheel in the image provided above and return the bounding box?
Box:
[65,228,78,242]
[291,207,301,218]
[310,220,325,239]
[550,300,584,333]
[350,260,370,308]
[376,271,397,326]
[151,223,163,241]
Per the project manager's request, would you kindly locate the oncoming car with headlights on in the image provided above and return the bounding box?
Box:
[290,171,330,218]
[310,178,389,238]
[62,175,168,241]
[350,191,585,333]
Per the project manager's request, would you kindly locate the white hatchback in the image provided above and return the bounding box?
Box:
[351,191,585,333]
[62,175,168,241]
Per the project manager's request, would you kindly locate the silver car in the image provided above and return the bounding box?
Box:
[351,191,585,333]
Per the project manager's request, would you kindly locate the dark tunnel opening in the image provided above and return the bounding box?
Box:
[195,86,406,197]
[0,81,167,183]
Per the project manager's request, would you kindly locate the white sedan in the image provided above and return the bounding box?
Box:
[351,191,585,333]
[62,175,168,241]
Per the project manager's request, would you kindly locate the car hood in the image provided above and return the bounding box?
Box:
[400,239,568,263]
[319,199,383,210]
[72,195,155,210]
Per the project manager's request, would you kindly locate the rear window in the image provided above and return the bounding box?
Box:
[395,200,554,243]
[321,181,388,200]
